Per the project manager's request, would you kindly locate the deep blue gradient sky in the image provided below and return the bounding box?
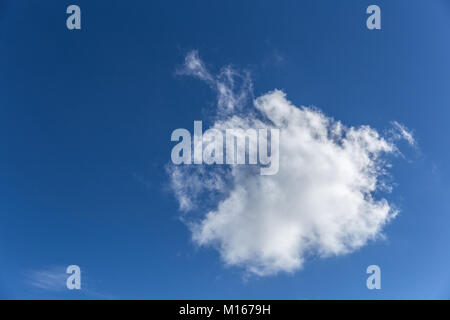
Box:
[1,0,450,299]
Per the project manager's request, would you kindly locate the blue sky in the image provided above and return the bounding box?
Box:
[1,0,450,299]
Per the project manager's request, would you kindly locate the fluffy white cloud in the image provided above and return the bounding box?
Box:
[169,51,413,276]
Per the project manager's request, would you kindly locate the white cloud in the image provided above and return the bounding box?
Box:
[391,120,416,147]
[168,165,229,212]
[169,51,414,276]
[178,50,213,82]
[25,266,115,298]
[177,50,253,115]
[26,266,67,291]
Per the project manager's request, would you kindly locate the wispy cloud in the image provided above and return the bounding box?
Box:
[25,266,115,299]
[391,121,416,147]
[177,50,253,115]
[25,266,67,291]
